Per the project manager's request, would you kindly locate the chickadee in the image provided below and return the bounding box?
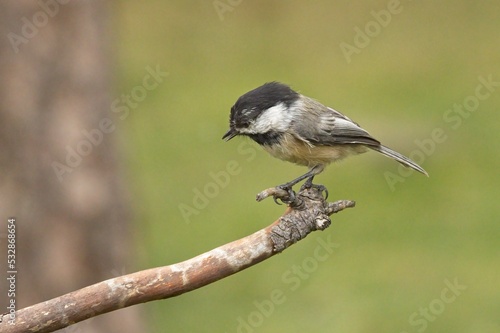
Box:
[223,82,428,197]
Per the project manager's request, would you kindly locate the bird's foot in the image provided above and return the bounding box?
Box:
[256,184,297,205]
[299,181,329,200]
[275,185,297,205]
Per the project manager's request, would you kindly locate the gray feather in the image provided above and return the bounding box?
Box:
[293,96,428,176]
[293,97,380,146]
[369,145,429,176]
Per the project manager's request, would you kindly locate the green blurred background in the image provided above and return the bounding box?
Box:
[113,1,499,332]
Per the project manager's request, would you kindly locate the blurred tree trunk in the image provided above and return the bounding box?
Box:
[0,1,144,332]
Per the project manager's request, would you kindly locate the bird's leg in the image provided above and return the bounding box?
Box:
[257,165,327,204]
[301,175,315,189]
[274,170,315,204]
[299,166,328,199]
[275,165,326,203]
[278,169,316,192]
[257,170,315,204]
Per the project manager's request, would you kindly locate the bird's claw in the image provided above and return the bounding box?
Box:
[256,181,329,204]
[299,182,329,200]
[256,185,296,205]
[275,185,296,205]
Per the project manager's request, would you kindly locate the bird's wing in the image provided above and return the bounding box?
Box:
[293,97,380,147]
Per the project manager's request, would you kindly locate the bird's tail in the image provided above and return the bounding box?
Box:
[369,145,429,176]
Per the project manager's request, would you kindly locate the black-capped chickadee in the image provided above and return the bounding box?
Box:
[223,82,428,197]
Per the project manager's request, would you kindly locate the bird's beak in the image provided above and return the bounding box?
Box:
[222,128,238,141]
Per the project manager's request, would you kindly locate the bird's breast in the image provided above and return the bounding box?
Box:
[262,132,368,167]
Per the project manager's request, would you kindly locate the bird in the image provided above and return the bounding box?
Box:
[222,82,428,200]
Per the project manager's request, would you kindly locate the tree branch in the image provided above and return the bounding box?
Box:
[0,186,354,333]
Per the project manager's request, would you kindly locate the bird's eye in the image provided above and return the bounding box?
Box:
[237,120,249,128]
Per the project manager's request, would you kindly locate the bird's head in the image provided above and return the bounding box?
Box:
[222,82,300,141]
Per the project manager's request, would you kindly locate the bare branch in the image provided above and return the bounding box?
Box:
[0,186,354,333]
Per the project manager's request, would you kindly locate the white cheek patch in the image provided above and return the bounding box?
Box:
[251,101,299,133]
